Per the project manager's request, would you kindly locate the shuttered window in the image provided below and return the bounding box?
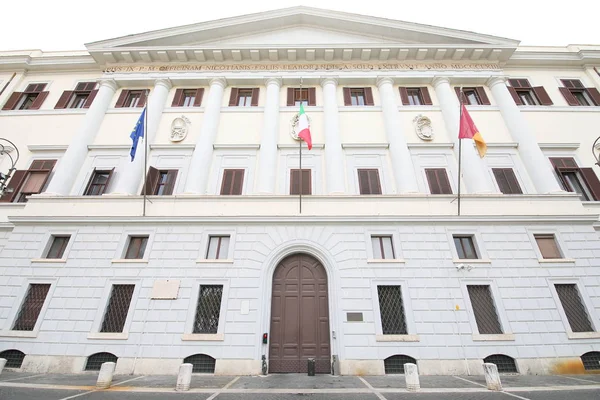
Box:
[559,79,600,106]
[46,236,70,259]
[371,236,395,259]
[549,157,600,201]
[286,88,316,106]
[425,168,452,194]
[453,235,478,259]
[555,284,594,332]
[84,168,115,195]
[0,159,57,203]
[115,89,148,108]
[55,82,98,109]
[467,285,503,334]
[206,236,230,259]
[377,286,407,334]
[492,168,523,194]
[290,169,311,195]
[229,88,259,107]
[12,284,51,331]
[357,169,382,195]
[2,83,49,110]
[343,87,374,106]
[124,236,148,259]
[142,167,178,195]
[534,234,562,259]
[507,79,553,106]
[455,87,490,105]
[220,169,244,195]
[399,87,433,105]
[171,88,204,107]
[100,285,135,333]
[193,285,223,334]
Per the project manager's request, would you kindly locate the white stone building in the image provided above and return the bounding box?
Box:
[0,6,599,376]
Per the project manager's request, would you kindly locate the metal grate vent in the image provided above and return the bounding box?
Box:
[581,351,600,371]
[100,285,135,333]
[13,284,51,331]
[84,352,118,371]
[384,354,416,374]
[467,285,503,334]
[0,349,26,368]
[193,285,223,334]
[184,354,216,373]
[555,284,593,333]
[484,354,518,373]
[377,285,407,335]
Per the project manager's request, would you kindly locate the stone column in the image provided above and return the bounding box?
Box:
[184,78,227,194]
[376,77,419,193]
[321,77,345,194]
[432,77,495,193]
[487,77,562,193]
[111,78,172,195]
[256,77,281,194]
[44,79,118,195]
[584,66,600,90]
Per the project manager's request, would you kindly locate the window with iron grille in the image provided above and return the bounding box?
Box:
[371,236,395,259]
[12,284,51,331]
[377,285,407,334]
[100,285,135,333]
[206,236,230,260]
[484,354,518,373]
[183,354,216,373]
[46,235,70,259]
[554,284,594,332]
[534,234,562,259]
[384,354,416,374]
[357,169,382,195]
[453,235,479,259]
[581,351,600,371]
[124,236,148,259]
[0,350,26,369]
[193,285,223,334]
[493,168,523,195]
[84,352,118,371]
[467,285,503,334]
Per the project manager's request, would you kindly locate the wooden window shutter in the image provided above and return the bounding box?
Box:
[2,92,22,110]
[171,89,184,107]
[54,91,73,109]
[420,87,433,105]
[83,90,98,108]
[29,92,49,110]
[115,90,129,108]
[454,87,468,104]
[163,170,178,195]
[221,169,244,195]
[580,168,600,200]
[228,88,238,106]
[399,87,409,105]
[308,88,316,106]
[364,87,374,106]
[549,157,578,168]
[141,166,160,195]
[193,88,204,107]
[586,87,600,106]
[493,168,522,194]
[290,169,311,195]
[476,87,490,105]
[286,88,295,106]
[559,87,579,106]
[232,169,244,194]
[250,88,260,106]
[425,168,452,194]
[102,167,115,195]
[23,159,57,195]
[533,87,553,105]
[137,90,148,108]
[0,170,27,202]
[358,169,381,194]
[343,88,352,106]
[507,87,523,105]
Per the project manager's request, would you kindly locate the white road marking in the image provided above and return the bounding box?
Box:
[500,392,532,400]
[358,376,388,400]
[561,375,598,384]
[206,376,240,400]
[453,375,487,387]
[111,375,147,386]
[0,373,46,382]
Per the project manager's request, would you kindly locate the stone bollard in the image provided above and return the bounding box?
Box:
[96,362,116,389]
[404,363,420,391]
[307,358,315,377]
[0,358,6,375]
[483,363,502,391]
[176,363,193,391]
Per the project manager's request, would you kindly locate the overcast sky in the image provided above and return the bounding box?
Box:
[2,0,599,51]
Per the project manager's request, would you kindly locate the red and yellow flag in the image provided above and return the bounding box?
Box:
[458,104,486,158]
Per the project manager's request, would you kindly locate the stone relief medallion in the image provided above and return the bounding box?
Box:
[290,112,311,141]
[170,116,190,142]
[413,114,434,141]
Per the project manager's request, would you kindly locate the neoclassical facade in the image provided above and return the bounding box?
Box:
[0,7,599,376]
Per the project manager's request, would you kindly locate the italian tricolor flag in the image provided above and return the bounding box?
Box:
[297,103,312,150]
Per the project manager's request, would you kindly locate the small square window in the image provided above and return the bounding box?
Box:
[371,236,395,259]
[206,236,230,260]
[67,93,90,109]
[124,236,148,259]
[17,93,39,110]
[125,91,144,107]
[182,90,197,107]
[453,235,478,259]
[220,169,244,195]
[463,89,481,105]
[293,88,309,106]
[84,169,114,196]
[357,169,382,195]
[350,88,366,106]
[237,89,254,106]
[534,234,562,259]
[46,236,70,259]
[406,88,423,105]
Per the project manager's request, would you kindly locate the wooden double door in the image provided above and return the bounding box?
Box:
[268,254,331,373]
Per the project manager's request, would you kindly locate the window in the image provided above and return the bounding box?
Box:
[115,89,148,108]
[184,354,216,373]
[554,284,594,332]
[206,235,230,259]
[384,355,417,374]
[84,168,114,196]
[581,352,600,371]
[85,352,118,371]
[399,87,432,105]
[483,354,518,373]
[0,159,57,203]
[124,236,148,259]
[371,236,395,259]
[228,88,259,107]
[492,168,523,194]
[549,157,600,201]
[534,234,562,259]
[55,82,98,109]
[100,284,135,333]
[46,236,70,259]
[357,169,382,195]
[193,285,223,334]
[343,87,374,106]
[559,79,600,106]
[12,284,51,331]
[286,88,316,106]
[425,168,452,194]
[142,167,178,195]
[290,169,311,195]
[467,285,503,334]
[171,88,204,107]
[377,285,407,334]
[453,235,478,259]
[455,87,490,105]
[507,79,553,106]
[0,350,26,369]
[2,83,49,111]
[220,169,244,195]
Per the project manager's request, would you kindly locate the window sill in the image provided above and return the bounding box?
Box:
[30,258,66,263]
[0,331,38,338]
[196,259,234,264]
[87,332,129,340]
[375,334,420,342]
[181,333,224,341]
[472,334,515,341]
[111,259,149,264]
[567,332,600,340]
[538,258,576,264]
[367,259,406,264]
[453,259,492,264]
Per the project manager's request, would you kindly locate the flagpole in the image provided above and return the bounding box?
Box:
[298,78,303,214]
[457,87,463,217]
[142,90,149,217]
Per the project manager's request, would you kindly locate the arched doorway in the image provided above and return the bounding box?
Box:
[269,253,331,373]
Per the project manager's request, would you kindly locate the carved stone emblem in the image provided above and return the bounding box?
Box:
[413,114,433,141]
[170,116,190,142]
[290,112,311,141]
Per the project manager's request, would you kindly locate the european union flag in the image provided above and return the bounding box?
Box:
[129,108,146,161]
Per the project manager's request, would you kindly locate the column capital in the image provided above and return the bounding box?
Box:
[431,76,451,88]
[98,79,118,92]
[209,77,227,88]
[264,77,282,87]
[487,76,507,88]
[154,78,172,90]
[376,77,395,88]
[320,76,339,87]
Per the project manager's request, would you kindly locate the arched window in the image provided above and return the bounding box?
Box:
[384,354,417,374]
[581,351,600,371]
[85,352,118,371]
[484,354,518,373]
[0,349,26,369]
[183,354,216,373]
